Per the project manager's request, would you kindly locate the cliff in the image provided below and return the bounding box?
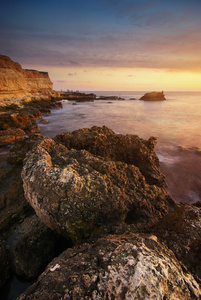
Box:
[0,55,53,102]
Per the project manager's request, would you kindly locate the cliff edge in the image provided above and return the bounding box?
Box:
[0,55,54,103]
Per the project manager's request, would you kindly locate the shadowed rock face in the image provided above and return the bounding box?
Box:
[21,127,175,243]
[54,126,166,187]
[153,202,201,280]
[0,240,10,288]
[18,233,201,300]
[140,91,166,101]
[7,214,57,280]
[7,134,44,165]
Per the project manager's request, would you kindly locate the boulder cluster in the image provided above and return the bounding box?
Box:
[21,126,174,243]
[1,125,201,299]
[0,55,199,298]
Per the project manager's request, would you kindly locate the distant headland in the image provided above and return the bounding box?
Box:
[0,54,59,105]
[0,55,166,105]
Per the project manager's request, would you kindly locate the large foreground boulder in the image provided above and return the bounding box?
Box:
[18,233,201,300]
[54,126,166,187]
[22,132,175,243]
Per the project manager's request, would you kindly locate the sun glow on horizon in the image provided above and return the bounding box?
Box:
[23,64,201,92]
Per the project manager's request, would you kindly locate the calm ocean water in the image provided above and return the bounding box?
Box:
[39,91,201,204]
[40,91,201,148]
[1,91,201,299]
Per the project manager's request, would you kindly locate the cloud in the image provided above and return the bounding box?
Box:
[101,0,201,30]
[68,73,77,76]
[1,0,201,74]
[69,60,81,66]
[1,28,201,73]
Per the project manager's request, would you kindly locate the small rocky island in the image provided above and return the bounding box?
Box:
[140,91,166,101]
[0,55,201,299]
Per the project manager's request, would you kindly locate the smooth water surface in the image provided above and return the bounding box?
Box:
[40,91,201,148]
[39,91,201,204]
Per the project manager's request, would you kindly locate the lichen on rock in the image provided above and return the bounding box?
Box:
[18,233,201,300]
[54,125,166,187]
[21,127,176,244]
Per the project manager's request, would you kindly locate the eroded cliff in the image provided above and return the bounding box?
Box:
[0,55,53,102]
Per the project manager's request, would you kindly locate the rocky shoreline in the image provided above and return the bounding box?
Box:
[0,55,201,299]
[0,112,201,298]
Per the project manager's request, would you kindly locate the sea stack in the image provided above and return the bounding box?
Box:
[140,91,166,101]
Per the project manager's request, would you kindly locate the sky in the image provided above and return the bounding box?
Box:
[1,0,201,91]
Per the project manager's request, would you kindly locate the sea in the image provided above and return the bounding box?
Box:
[39,91,201,204]
[1,90,201,299]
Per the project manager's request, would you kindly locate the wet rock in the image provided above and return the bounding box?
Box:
[18,233,201,300]
[40,119,49,124]
[22,99,63,113]
[153,203,201,281]
[0,128,26,145]
[140,91,166,101]
[7,214,58,280]
[60,92,96,101]
[21,136,175,243]
[97,96,125,100]
[54,126,166,187]
[7,134,43,165]
[0,239,10,288]
[0,108,42,131]
[0,107,42,146]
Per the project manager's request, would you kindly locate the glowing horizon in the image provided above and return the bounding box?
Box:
[22,64,201,92]
[1,0,201,91]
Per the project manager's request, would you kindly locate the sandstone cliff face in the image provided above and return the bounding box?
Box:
[24,69,53,91]
[0,55,53,99]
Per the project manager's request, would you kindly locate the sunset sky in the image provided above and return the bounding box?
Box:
[1,0,201,91]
